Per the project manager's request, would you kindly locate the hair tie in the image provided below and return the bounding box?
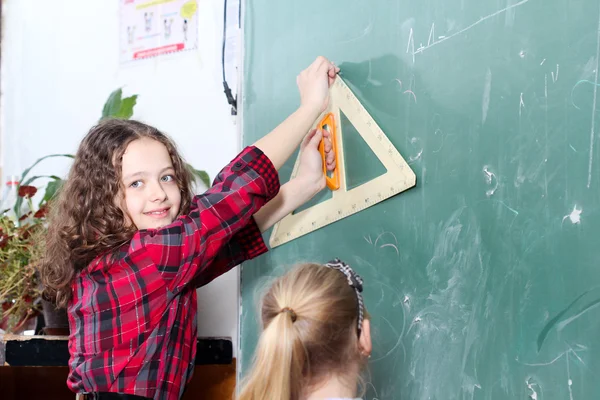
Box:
[324,258,364,336]
[280,307,297,323]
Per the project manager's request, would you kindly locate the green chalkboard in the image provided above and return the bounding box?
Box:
[240,0,600,398]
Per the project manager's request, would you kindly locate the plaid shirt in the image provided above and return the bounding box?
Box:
[66,147,279,400]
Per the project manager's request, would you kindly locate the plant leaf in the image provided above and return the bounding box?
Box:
[188,165,211,187]
[15,153,72,219]
[20,155,73,184]
[21,175,61,187]
[15,174,61,211]
[40,179,63,206]
[101,88,123,120]
[115,95,138,120]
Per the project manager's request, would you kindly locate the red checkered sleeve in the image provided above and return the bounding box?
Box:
[134,146,279,294]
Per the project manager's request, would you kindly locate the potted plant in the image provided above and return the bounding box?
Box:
[0,89,210,334]
[0,188,48,333]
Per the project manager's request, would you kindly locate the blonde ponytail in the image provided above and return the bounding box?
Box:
[237,309,305,400]
[237,263,367,400]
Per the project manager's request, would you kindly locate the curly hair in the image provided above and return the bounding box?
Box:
[39,119,194,308]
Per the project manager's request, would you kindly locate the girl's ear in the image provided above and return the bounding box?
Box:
[358,318,372,357]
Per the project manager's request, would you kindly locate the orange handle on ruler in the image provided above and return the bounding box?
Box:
[318,112,340,190]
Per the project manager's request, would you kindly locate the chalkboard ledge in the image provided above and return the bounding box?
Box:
[0,334,232,366]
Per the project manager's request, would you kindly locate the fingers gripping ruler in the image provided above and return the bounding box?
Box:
[269,77,416,248]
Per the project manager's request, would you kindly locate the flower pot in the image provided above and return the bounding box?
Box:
[41,298,69,336]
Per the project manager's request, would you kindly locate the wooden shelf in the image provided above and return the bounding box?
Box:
[0,334,232,366]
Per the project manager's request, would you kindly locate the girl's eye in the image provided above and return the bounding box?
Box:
[161,175,175,182]
[130,180,143,189]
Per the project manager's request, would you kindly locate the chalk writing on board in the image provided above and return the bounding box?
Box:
[570,79,600,109]
[519,93,526,117]
[562,205,582,225]
[587,11,600,188]
[406,28,415,64]
[483,165,498,197]
[526,378,539,400]
[482,68,492,124]
[404,90,417,103]
[409,137,424,163]
[433,129,445,153]
[337,18,373,44]
[409,0,533,58]
[427,23,435,47]
[519,344,588,400]
[368,231,401,257]
[551,64,560,83]
[519,345,587,368]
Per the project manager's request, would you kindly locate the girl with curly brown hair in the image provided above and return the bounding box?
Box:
[38,56,339,400]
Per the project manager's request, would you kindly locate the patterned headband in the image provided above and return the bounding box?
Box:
[324,258,364,336]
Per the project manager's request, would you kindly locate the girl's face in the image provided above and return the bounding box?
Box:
[120,137,181,230]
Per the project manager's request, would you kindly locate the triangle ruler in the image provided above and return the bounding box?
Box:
[269,76,416,248]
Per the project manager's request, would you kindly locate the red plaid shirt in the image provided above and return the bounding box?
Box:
[66,147,279,400]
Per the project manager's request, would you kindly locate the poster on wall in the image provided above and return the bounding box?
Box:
[120,0,198,62]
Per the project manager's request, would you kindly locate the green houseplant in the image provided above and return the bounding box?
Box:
[0,89,210,333]
[0,189,48,333]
